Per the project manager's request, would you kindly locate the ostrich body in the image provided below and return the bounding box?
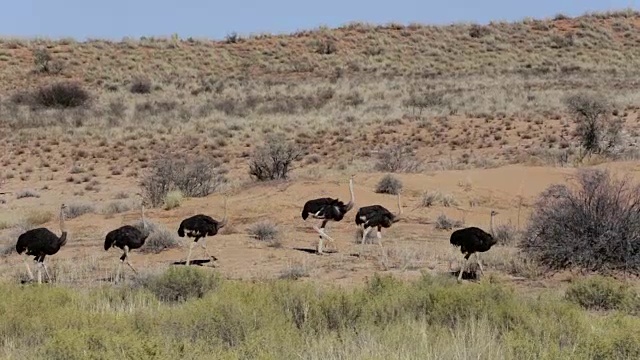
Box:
[355,192,403,247]
[177,197,228,266]
[16,204,68,284]
[301,175,355,254]
[104,197,149,282]
[450,210,498,281]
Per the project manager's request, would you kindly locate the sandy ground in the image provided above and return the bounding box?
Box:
[2,160,640,291]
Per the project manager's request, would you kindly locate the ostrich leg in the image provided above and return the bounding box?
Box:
[476,253,485,275]
[23,255,35,280]
[36,262,43,285]
[361,227,372,245]
[123,246,137,274]
[115,253,124,283]
[457,255,470,282]
[42,262,52,282]
[185,237,198,266]
[200,238,215,261]
[376,226,384,249]
[313,222,336,255]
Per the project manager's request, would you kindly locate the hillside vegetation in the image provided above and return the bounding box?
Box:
[0,10,640,176]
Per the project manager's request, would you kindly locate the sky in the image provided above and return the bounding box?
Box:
[0,0,636,41]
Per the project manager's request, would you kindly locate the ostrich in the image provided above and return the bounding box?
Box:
[355,192,403,247]
[104,195,149,282]
[177,196,228,266]
[450,210,498,281]
[15,203,68,284]
[301,175,355,254]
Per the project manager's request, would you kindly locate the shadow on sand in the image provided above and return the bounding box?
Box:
[172,258,214,266]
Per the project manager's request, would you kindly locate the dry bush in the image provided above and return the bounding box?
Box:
[15,189,39,199]
[163,190,183,210]
[101,201,132,215]
[249,133,302,181]
[494,222,519,246]
[23,82,90,108]
[279,262,310,280]
[130,76,152,94]
[135,266,220,303]
[420,191,440,207]
[434,214,463,230]
[23,210,53,227]
[140,155,226,207]
[403,91,446,115]
[374,145,422,173]
[135,220,181,254]
[563,92,623,156]
[375,174,403,195]
[65,203,95,219]
[33,48,63,74]
[248,221,280,246]
[522,169,640,274]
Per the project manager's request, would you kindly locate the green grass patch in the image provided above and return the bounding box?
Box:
[1,270,640,359]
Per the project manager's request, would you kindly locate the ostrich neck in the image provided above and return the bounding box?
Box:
[395,193,403,218]
[490,214,495,237]
[141,204,146,230]
[219,198,228,227]
[59,207,66,234]
[345,178,355,210]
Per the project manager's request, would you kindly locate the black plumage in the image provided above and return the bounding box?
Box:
[104,225,148,255]
[104,197,149,282]
[16,204,68,284]
[301,175,355,254]
[450,210,498,281]
[355,193,402,246]
[177,197,228,265]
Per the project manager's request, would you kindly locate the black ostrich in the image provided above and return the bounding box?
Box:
[355,192,403,247]
[301,175,355,254]
[450,210,498,281]
[177,196,228,266]
[16,203,68,284]
[104,195,149,282]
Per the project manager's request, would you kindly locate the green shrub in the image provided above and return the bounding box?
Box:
[136,267,220,303]
[163,190,183,210]
[565,276,636,311]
